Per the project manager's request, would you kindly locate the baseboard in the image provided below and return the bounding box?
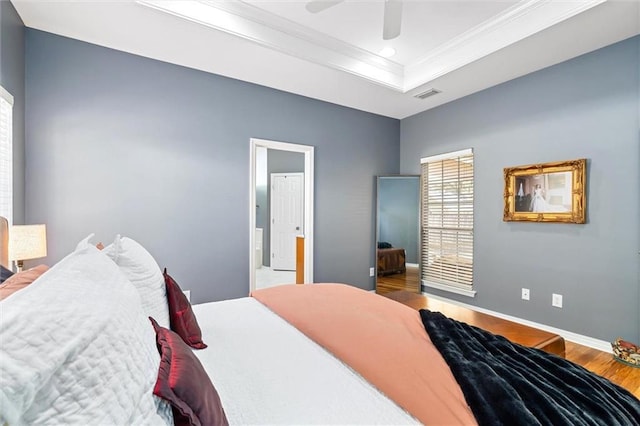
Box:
[422,291,612,353]
[406,263,419,268]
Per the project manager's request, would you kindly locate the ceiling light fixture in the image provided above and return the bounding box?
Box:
[379,47,396,58]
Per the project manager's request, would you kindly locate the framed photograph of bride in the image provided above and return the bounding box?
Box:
[503,158,587,223]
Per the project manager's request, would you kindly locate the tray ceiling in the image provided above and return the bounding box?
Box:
[11,0,640,118]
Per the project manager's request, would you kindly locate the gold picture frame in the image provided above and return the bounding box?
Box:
[503,158,586,223]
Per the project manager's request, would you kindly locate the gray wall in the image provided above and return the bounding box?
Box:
[401,36,640,343]
[262,149,304,267]
[25,29,399,302]
[377,176,419,263]
[0,1,25,225]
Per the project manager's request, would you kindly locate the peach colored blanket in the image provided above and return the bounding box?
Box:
[251,283,477,425]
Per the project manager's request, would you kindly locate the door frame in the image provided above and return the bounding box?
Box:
[249,138,314,291]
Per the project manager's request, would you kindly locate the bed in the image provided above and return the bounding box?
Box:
[377,246,406,275]
[1,225,639,425]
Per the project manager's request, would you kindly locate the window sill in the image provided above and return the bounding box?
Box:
[422,280,476,298]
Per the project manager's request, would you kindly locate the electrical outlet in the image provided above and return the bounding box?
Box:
[183,290,191,302]
[369,267,375,277]
[552,293,563,308]
[521,288,530,301]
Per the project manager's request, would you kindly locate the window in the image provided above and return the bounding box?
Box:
[420,148,475,297]
[0,85,13,225]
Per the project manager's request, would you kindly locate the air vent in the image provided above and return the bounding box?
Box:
[414,88,441,100]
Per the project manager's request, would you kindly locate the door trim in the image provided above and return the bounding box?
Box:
[249,138,314,291]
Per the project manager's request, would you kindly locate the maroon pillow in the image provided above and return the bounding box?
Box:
[164,268,207,349]
[150,317,228,426]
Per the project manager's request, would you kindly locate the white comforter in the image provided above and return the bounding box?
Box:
[192,297,419,425]
[0,239,417,425]
[0,244,171,425]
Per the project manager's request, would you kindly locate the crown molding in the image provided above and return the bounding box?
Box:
[403,0,606,91]
[138,0,606,93]
[138,0,405,90]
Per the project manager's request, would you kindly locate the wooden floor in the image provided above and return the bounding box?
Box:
[384,290,566,357]
[377,274,640,399]
[376,265,420,294]
[565,341,640,399]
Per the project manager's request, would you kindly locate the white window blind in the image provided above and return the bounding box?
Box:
[0,86,13,226]
[420,149,474,296]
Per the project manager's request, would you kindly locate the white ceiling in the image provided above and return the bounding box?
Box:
[11,0,640,119]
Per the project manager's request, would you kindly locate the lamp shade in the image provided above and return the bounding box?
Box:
[9,224,47,262]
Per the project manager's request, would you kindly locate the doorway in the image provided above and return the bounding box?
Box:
[249,139,314,292]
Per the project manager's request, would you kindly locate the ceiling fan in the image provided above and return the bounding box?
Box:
[305,0,403,40]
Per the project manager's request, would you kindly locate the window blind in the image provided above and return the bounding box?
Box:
[420,149,474,292]
[0,86,13,226]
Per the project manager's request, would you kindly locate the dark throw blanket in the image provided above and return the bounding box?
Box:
[420,309,640,426]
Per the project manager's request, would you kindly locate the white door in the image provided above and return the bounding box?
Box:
[270,173,304,271]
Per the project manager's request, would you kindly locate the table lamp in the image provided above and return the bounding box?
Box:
[9,224,47,272]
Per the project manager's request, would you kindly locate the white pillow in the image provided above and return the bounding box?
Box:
[104,235,170,328]
[0,240,172,425]
[75,233,97,251]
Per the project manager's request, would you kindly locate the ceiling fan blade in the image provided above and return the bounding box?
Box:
[382,0,403,40]
[305,0,344,14]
